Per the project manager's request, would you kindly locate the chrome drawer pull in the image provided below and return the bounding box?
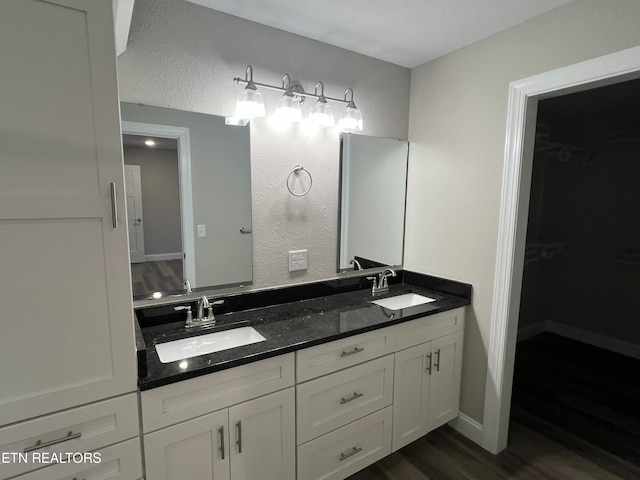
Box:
[236,421,242,453]
[425,352,432,375]
[434,349,441,372]
[109,182,118,228]
[341,347,364,357]
[219,426,225,459]
[23,431,81,453]
[339,446,363,461]
[339,392,364,405]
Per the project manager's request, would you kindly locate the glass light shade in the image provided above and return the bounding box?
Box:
[338,106,363,132]
[309,100,334,128]
[274,94,302,123]
[235,87,265,119]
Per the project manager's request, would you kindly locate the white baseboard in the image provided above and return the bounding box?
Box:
[449,413,483,446]
[145,253,182,262]
[516,321,546,342]
[518,320,640,360]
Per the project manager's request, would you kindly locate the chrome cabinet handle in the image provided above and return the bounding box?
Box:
[339,446,363,461]
[236,421,242,453]
[109,182,118,228]
[239,227,252,234]
[339,392,364,405]
[434,349,441,372]
[219,426,225,460]
[341,346,364,357]
[23,431,81,453]
[425,352,432,375]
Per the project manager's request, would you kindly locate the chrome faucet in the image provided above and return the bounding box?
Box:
[349,259,363,270]
[175,297,224,328]
[368,268,397,294]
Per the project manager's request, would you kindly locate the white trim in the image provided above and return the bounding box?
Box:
[112,0,135,56]
[448,413,483,446]
[545,321,640,361]
[484,45,640,454]
[121,121,196,289]
[145,253,183,262]
[338,134,351,269]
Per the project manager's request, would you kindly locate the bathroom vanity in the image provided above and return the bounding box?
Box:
[135,272,470,480]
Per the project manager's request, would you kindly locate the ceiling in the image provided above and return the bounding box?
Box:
[185,0,573,68]
[122,134,178,151]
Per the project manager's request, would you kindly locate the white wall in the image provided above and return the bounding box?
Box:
[117,0,410,289]
[406,0,640,423]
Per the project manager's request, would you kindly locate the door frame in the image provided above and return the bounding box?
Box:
[121,121,196,288]
[124,164,145,263]
[483,45,640,454]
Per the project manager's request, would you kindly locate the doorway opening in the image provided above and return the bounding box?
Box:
[483,45,640,454]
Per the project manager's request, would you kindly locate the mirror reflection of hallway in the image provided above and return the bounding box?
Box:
[123,134,184,297]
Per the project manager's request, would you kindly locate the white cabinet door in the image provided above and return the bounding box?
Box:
[0,0,136,425]
[144,409,231,480]
[229,388,296,480]
[392,343,431,451]
[428,331,464,430]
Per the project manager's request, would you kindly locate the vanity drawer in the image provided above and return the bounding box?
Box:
[297,355,394,444]
[0,394,139,480]
[10,437,142,480]
[296,327,394,382]
[297,406,392,480]
[141,353,294,432]
[394,307,465,351]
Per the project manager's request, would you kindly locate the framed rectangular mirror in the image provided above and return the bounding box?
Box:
[120,103,252,300]
[338,133,409,272]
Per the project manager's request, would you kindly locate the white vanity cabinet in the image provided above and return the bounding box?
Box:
[392,309,465,451]
[0,0,136,426]
[141,354,296,480]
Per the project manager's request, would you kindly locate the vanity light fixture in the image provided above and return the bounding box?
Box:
[144,138,156,146]
[233,65,363,131]
[235,65,266,119]
[309,81,334,128]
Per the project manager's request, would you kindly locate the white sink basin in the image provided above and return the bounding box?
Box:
[156,326,266,363]
[371,293,436,310]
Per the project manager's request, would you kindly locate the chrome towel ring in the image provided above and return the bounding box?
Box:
[287,165,312,197]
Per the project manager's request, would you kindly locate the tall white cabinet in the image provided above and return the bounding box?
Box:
[0,0,136,425]
[0,1,140,478]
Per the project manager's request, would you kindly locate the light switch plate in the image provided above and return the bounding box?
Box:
[289,249,308,272]
[197,225,206,237]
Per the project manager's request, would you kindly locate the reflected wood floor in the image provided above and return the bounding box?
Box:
[130,259,183,297]
[348,333,640,480]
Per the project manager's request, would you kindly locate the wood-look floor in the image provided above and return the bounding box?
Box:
[130,259,183,297]
[348,333,640,479]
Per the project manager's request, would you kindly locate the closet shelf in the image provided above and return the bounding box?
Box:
[525,242,570,266]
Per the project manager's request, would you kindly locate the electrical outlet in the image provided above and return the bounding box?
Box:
[288,249,308,272]
[197,225,206,238]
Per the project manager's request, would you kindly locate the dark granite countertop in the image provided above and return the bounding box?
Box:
[136,272,471,390]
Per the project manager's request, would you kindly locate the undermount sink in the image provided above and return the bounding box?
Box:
[371,293,436,310]
[156,326,266,363]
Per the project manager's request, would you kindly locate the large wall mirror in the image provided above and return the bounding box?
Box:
[120,103,252,300]
[338,133,409,272]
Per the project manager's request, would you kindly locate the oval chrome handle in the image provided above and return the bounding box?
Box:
[339,392,364,405]
[340,346,364,357]
[23,431,81,453]
[339,446,363,461]
[219,426,225,460]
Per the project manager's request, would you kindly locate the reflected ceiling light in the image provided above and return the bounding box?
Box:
[273,74,302,125]
[309,81,334,128]
[144,138,156,146]
[233,65,362,131]
[338,88,363,132]
[235,65,265,119]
